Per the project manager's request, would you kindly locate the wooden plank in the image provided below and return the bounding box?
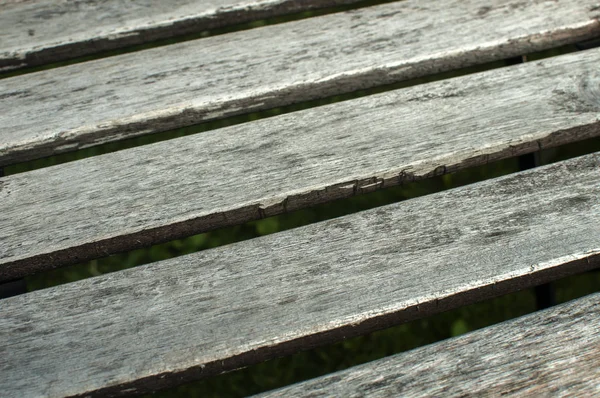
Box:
[2,49,600,281]
[258,293,600,398]
[1,153,600,397]
[0,0,364,71]
[1,0,599,166]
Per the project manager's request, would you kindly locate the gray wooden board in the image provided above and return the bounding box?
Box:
[1,0,600,166]
[1,153,600,397]
[257,293,600,398]
[2,49,600,281]
[0,0,364,71]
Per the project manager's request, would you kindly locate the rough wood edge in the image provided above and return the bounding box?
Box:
[71,252,600,397]
[0,0,365,72]
[2,19,600,167]
[1,122,598,282]
[255,291,600,397]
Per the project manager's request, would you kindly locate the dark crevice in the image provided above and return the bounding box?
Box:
[534,284,556,310]
[0,278,27,299]
[575,36,600,50]
[517,152,539,170]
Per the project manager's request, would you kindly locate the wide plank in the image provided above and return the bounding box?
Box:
[1,153,600,397]
[258,293,600,397]
[0,0,363,71]
[1,0,599,166]
[2,49,600,281]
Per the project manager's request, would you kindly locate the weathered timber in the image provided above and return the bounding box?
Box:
[2,49,600,281]
[0,0,364,71]
[1,153,600,397]
[257,293,600,397]
[1,0,599,165]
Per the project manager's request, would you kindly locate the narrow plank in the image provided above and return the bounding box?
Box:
[1,0,599,166]
[258,293,600,398]
[0,0,364,71]
[2,49,600,281]
[1,153,600,397]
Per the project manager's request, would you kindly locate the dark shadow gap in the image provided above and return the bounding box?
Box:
[575,36,600,50]
[23,135,600,294]
[0,0,399,80]
[142,271,600,397]
[0,278,27,299]
[3,44,580,176]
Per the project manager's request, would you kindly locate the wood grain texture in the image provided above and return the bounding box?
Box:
[2,49,600,281]
[1,0,600,166]
[258,293,600,398]
[0,0,364,71]
[2,153,600,397]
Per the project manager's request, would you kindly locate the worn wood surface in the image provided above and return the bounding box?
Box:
[2,153,600,397]
[1,0,599,166]
[2,49,600,281]
[258,293,600,398]
[0,0,364,71]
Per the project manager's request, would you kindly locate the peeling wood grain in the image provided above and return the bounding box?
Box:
[257,293,600,398]
[1,154,600,397]
[1,0,600,165]
[2,49,600,281]
[0,0,364,71]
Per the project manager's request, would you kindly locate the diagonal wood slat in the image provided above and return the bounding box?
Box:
[0,0,365,71]
[1,0,599,166]
[1,49,600,281]
[1,153,600,397]
[257,293,600,397]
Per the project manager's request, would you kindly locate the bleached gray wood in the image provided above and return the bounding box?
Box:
[0,0,364,71]
[258,293,600,398]
[2,154,600,397]
[2,49,600,281]
[2,0,600,166]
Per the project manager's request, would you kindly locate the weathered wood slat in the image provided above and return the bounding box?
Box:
[258,293,600,398]
[2,49,600,281]
[1,0,599,166]
[2,153,600,397]
[0,0,364,71]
